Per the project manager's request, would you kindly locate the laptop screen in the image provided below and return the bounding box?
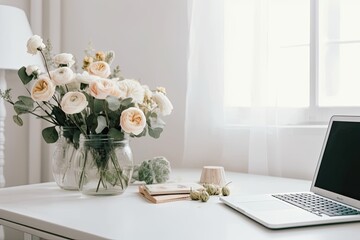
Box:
[314,120,360,201]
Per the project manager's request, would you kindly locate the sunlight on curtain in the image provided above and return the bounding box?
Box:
[183,0,224,168]
[184,0,324,179]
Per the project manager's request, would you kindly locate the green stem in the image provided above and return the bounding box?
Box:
[39,49,52,80]
[78,149,88,190]
[110,152,126,189]
[96,174,102,192]
[103,101,109,126]
[69,114,88,138]
[61,145,75,184]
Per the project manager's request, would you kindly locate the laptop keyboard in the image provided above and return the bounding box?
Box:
[272,193,360,217]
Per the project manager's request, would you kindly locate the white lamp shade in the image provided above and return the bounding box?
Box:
[0,5,43,70]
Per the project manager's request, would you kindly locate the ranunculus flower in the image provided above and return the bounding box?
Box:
[117,79,145,104]
[152,91,173,116]
[120,107,146,135]
[95,51,106,61]
[60,92,88,114]
[31,75,55,101]
[27,35,46,55]
[109,85,122,98]
[87,61,111,78]
[89,78,116,99]
[50,67,74,85]
[54,53,75,67]
[25,65,40,76]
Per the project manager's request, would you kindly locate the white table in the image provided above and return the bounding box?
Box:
[0,168,359,240]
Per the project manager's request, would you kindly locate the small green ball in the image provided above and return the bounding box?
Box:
[190,190,200,200]
[222,186,230,196]
[199,191,210,202]
[214,187,222,195]
[205,184,218,195]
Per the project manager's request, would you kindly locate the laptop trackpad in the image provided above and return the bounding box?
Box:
[241,200,293,211]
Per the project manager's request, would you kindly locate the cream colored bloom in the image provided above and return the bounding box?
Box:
[54,53,75,67]
[87,61,111,78]
[89,78,116,99]
[95,51,106,61]
[152,91,173,116]
[31,75,55,101]
[117,79,145,104]
[27,35,46,55]
[25,65,40,76]
[120,107,146,135]
[60,92,88,114]
[50,67,74,85]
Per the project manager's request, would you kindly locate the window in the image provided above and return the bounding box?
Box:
[318,0,360,106]
[225,0,360,124]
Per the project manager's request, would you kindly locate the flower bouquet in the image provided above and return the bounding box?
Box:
[0,35,173,194]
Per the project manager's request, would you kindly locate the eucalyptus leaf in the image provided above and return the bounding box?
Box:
[42,126,59,143]
[14,100,32,114]
[94,99,105,114]
[150,117,166,129]
[150,112,158,118]
[13,115,23,126]
[120,98,133,107]
[52,106,66,126]
[86,113,98,133]
[106,96,121,111]
[95,115,107,133]
[108,128,124,140]
[148,127,163,139]
[107,111,120,126]
[18,96,34,107]
[17,66,33,85]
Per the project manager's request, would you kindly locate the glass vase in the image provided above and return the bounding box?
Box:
[75,135,133,195]
[52,127,79,190]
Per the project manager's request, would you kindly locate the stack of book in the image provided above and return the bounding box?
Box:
[139,182,204,204]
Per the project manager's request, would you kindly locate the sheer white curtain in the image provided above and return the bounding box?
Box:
[184,0,324,179]
[183,0,224,168]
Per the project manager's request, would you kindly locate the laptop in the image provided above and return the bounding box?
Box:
[220,115,360,229]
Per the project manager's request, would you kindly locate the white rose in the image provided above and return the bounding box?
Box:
[27,35,46,55]
[120,107,146,135]
[50,67,74,85]
[152,91,173,116]
[89,78,116,99]
[60,92,88,114]
[54,53,75,67]
[31,75,55,102]
[25,65,40,76]
[87,61,111,78]
[109,84,122,98]
[117,79,145,104]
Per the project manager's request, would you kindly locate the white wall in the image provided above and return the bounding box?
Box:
[60,0,188,168]
[1,0,31,187]
[1,0,189,188]
[1,0,329,191]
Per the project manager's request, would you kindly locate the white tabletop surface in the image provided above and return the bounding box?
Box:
[0,168,360,240]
